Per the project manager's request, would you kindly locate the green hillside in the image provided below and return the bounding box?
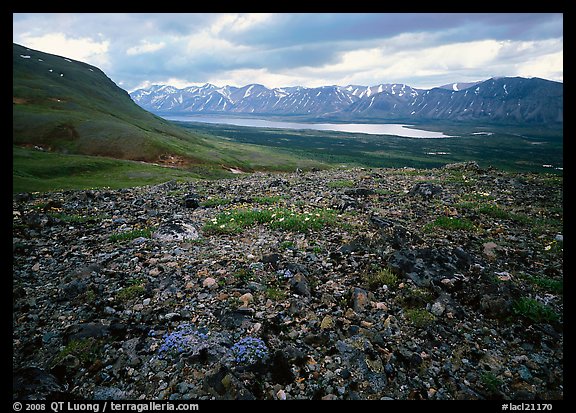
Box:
[13,43,325,192]
[14,43,199,161]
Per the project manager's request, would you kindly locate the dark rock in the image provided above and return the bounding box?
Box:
[152,180,178,191]
[232,196,253,204]
[409,353,423,368]
[286,299,306,316]
[389,246,474,287]
[203,365,255,400]
[203,365,228,396]
[262,253,282,269]
[270,350,295,384]
[480,295,511,318]
[338,236,370,254]
[11,166,564,400]
[347,325,361,337]
[218,309,253,330]
[184,194,200,209]
[344,188,375,197]
[13,285,26,302]
[42,199,63,211]
[60,279,88,300]
[372,217,422,249]
[289,273,311,297]
[370,215,396,228]
[93,386,130,400]
[363,329,386,348]
[268,179,288,187]
[336,336,387,394]
[13,242,30,255]
[303,333,330,347]
[384,362,395,377]
[351,287,370,312]
[285,262,309,276]
[334,195,359,212]
[42,331,59,344]
[14,192,33,202]
[25,213,50,228]
[109,322,128,338]
[21,336,42,358]
[282,345,308,366]
[62,322,110,345]
[13,367,66,400]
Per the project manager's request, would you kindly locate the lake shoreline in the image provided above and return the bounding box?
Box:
[160,114,455,139]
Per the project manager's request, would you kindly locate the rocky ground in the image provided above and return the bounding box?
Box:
[12,162,563,400]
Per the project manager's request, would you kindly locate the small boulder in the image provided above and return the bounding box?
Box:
[152,220,199,242]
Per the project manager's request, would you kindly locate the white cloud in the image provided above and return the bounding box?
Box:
[515,50,563,81]
[295,38,562,88]
[126,40,166,56]
[205,68,306,89]
[186,31,242,54]
[209,13,274,35]
[16,32,110,68]
[330,40,499,76]
[128,77,195,91]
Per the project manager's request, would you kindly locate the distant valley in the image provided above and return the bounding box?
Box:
[130,77,563,127]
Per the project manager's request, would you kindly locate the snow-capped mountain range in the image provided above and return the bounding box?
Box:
[130,77,563,126]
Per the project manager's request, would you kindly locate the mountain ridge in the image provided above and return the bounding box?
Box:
[130,77,563,127]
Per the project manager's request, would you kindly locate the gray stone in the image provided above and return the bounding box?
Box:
[408,182,443,199]
[93,386,130,400]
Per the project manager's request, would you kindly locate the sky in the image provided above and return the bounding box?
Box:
[13,13,563,92]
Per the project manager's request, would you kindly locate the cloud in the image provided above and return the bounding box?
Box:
[515,50,563,81]
[294,40,502,87]
[126,40,166,56]
[13,13,563,91]
[205,68,310,89]
[209,13,275,35]
[251,36,563,89]
[15,32,110,68]
[185,30,251,56]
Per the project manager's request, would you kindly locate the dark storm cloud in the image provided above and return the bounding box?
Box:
[215,13,562,47]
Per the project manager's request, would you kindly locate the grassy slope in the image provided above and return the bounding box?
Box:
[13,43,195,161]
[13,146,202,193]
[13,143,326,193]
[13,43,327,193]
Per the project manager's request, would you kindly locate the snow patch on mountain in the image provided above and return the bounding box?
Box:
[129,77,562,126]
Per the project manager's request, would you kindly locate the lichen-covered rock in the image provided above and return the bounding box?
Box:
[152,219,199,241]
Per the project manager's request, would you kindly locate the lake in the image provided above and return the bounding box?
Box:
[162,115,454,139]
